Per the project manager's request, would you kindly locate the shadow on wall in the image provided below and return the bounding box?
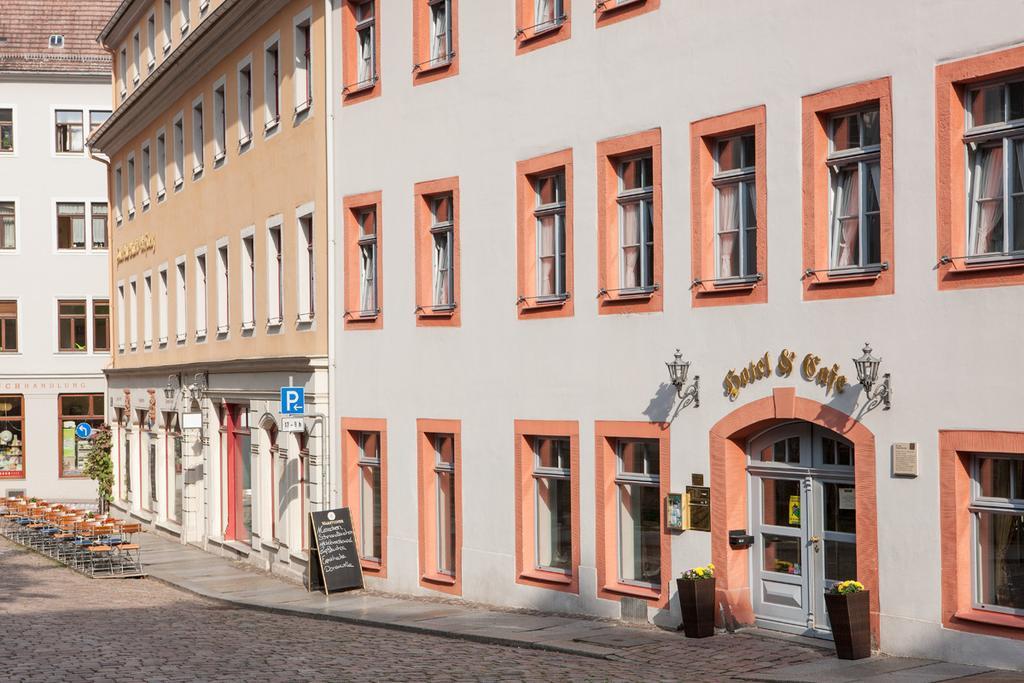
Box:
[643,382,683,426]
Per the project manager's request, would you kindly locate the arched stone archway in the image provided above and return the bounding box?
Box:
[709,387,880,646]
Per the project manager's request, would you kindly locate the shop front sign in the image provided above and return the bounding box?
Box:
[723,349,849,401]
[115,233,156,264]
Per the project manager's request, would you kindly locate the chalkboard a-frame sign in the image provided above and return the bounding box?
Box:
[307,507,364,595]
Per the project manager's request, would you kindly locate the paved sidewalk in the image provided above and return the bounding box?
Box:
[138,534,1004,681]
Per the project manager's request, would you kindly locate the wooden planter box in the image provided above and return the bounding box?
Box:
[676,577,716,638]
[824,590,871,659]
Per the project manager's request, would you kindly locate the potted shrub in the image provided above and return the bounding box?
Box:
[676,563,716,638]
[825,580,870,659]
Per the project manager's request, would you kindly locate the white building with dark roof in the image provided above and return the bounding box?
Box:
[0,0,119,501]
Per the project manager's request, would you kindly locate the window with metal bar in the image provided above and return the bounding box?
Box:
[534,172,567,299]
[358,207,378,314]
[617,156,654,291]
[238,62,253,145]
[430,194,455,308]
[713,133,758,278]
[354,1,376,86]
[828,110,881,269]
[965,80,1024,259]
[428,0,452,66]
[265,42,280,128]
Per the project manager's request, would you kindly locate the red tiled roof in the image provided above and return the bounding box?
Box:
[0,0,119,74]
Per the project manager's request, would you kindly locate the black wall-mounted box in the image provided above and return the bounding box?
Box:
[729,530,755,548]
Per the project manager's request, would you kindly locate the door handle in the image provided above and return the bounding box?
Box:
[809,535,821,553]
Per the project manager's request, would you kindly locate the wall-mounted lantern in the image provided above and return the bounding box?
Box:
[666,349,700,409]
[853,342,891,410]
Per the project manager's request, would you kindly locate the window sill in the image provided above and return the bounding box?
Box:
[416,306,456,319]
[147,60,156,71]
[294,101,311,116]
[213,151,225,164]
[414,58,453,77]
[238,135,252,151]
[157,337,167,346]
[133,76,140,86]
[180,23,190,36]
[216,325,229,335]
[156,188,166,200]
[163,42,171,55]
[173,178,183,190]
[240,322,255,332]
[949,256,1024,274]
[296,313,314,324]
[120,90,128,100]
[142,198,151,210]
[520,569,573,586]
[192,166,204,179]
[264,118,280,135]
[953,608,1024,630]
[361,558,384,574]
[601,581,661,602]
[517,19,566,44]
[520,295,569,311]
[175,334,186,343]
[343,79,378,98]
[603,287,655,302]
[421,572,456,587]
[266,317,283,329]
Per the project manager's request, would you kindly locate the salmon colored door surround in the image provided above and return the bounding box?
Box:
[709,388,880,646]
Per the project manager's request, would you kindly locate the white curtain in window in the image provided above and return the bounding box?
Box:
[358,29,373,82]
[538,215,555,296]
[832,168,860,267]
[971,146,1004,255]
[0,204,13,249]
[433,233,450,305]
[430,3,448,62]
[360,244,376,311]
[536,0,554,24]
[92,217,106,246]
[622,204,641,288]
[717,184,739,277]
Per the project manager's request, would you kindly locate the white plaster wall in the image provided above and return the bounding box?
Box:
[0,75,112,501]
[329,1,1024,667]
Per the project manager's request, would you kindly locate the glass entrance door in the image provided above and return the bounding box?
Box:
[748,423,857,637]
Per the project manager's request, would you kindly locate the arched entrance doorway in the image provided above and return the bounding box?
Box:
[748,422,856,637]
[709,388,880,646]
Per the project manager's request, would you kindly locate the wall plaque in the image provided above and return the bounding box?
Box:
[892,442,918,477]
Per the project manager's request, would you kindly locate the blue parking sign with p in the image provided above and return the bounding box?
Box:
[280,387,305,415]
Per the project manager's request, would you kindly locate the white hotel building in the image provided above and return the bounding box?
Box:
[0,1,116,502]
[86,0,1024,670]
[328,0,1024,669]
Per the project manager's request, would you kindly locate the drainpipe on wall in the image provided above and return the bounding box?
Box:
[323,0,339,510]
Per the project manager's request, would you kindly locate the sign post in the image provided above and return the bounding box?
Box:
[307,508,364,595]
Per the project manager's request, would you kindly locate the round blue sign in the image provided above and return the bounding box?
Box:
[75,422,93,440]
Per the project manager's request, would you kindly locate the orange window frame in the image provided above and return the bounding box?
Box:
[514,420,580,593]
[412,0,459,85]
[936,45,1024,290]
[594,420,670,607]
[516,149,574,319]
[690,105,768,307]
[416,418,462,596]
[341,418,388,577]
[801,78,894,301]
[342,0,382,104]
[515,0,571,55]
[596,128,663,315]
[595,0,659,28]
[939,430,1024,639]
[414,176,460,327]
[343,191,383,330]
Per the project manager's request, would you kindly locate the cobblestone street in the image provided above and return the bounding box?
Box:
[0,539,829,682]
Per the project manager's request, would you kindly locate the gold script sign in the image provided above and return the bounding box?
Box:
[723,349,848,401]
[115,233,156,264]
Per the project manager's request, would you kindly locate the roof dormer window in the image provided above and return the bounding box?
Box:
[49,34,65,48]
